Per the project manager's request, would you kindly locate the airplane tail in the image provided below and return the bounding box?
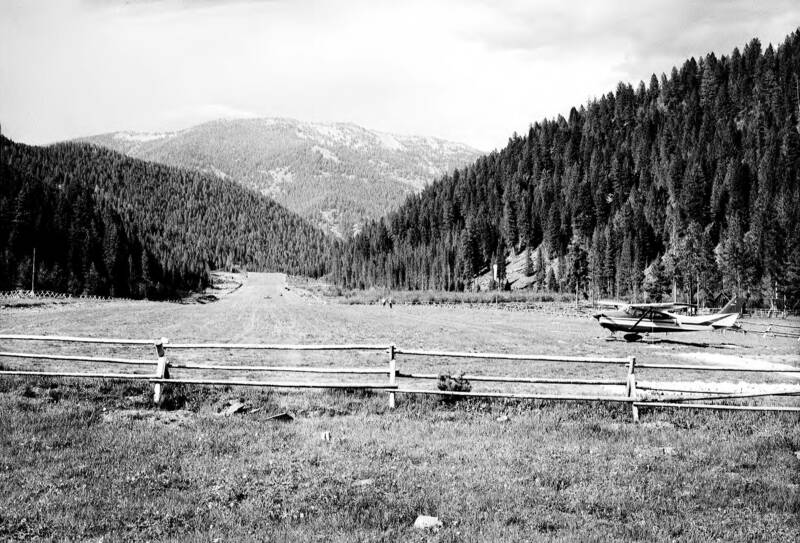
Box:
[718,295,745,316]
[711,296,745,329]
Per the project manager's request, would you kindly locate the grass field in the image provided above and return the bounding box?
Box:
[1,273,799,541]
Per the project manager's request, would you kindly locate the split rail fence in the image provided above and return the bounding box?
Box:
[0,290,129,301]
[737,320,800,339]
[1,334,799,422]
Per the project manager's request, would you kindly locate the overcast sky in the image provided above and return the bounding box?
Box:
[1,0,798,151]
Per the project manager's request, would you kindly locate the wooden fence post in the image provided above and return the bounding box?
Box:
[153,337,170,406]
[388,344,396,409]
[627,356,639,423]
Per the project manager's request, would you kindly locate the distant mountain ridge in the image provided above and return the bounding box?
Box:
[77,118,483,237]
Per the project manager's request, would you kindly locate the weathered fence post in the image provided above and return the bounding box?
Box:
[153,337,170,406]
[388,344,396,409]
[627,356,639,423]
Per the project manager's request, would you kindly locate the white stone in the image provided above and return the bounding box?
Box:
[414,515,442,531]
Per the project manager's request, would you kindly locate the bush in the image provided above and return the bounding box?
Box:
[437,373,472,392]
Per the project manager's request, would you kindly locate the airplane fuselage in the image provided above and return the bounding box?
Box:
[595,310,740,334]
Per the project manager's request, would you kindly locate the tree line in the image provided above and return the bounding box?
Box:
[330,31,800,309]
[1,137,334,298]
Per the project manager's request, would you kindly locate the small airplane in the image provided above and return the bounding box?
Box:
[593,296,745,342]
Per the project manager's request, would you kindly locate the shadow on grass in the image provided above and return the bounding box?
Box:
[657,338,750,349]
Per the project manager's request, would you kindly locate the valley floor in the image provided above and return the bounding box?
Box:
[1,273,799,541]
[3,272,797,369]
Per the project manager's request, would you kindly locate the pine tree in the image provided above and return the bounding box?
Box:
[566,240,588,296]
[502,199,518,251]
[715,215,748,295]
[524,247,534,277]
[495,239,507,283]
[459,222,480,279]
[534,246,545,288]
[545,267,557,292]
[783,234,800,309]
[642,254,670,301]
[616,236,634,298]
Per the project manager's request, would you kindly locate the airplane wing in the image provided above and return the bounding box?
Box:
[596,299,629,309]
[627,302,696,310]
[599,299,696,310]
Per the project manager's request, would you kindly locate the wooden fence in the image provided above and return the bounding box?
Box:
[633,359,800,416]
[1,334,798,422]
[737,320,800,339]
[0,290,125,301]
[744,308,800,319]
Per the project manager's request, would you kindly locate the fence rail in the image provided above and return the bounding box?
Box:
[736,320,800,339]
[1,334,798,421]
[0,370,156,379]
[0,334,156,345]
[396,372,627,386]
[635,362,800,372]
[393,348,629,364]
[0,351,155,366]
[166,343,388,350]
[636,402,800,412]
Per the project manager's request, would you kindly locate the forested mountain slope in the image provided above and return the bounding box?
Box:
[0,137,332,298]
[332,30,800,309]
[78,118,482,237]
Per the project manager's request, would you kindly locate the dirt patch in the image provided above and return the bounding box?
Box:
[182,271,245,304]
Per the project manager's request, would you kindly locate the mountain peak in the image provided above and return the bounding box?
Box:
[77,118,483,237]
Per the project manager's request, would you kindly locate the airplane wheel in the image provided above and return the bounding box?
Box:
[623,333,642,342]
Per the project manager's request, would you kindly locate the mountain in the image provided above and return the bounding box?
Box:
[77,118,482,237]
[331,30,800,309]
[0,137,333,298]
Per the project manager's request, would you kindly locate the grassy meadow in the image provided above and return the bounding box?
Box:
[1,380,798,542]
[1,273,799,541]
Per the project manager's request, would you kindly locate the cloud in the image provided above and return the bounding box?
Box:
[464,0,800,81]
[1,0,799,150]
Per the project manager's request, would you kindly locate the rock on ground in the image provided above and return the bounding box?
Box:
[414,515,442,531]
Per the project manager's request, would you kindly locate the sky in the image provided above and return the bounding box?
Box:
[1,0,798,151]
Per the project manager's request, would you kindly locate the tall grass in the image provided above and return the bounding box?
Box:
[339,289,577,306]
[288,277,576,306]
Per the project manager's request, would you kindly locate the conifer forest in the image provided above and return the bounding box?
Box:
[0,138,332,298]
[331,33,800,309]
